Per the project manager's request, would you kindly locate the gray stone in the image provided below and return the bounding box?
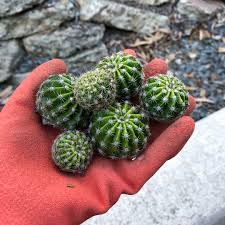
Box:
[12,72,29,86]
[23,22,105,58]
[119,0,170,5]
[82,108,225,225]
[0,0,44,18]
[77,0,169,35]
[177,0,225,21]
[0,40,24,82]
[0,0,77,40]
[64,43,108,74]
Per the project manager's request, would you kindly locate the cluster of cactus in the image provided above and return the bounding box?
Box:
[35,50,189,174]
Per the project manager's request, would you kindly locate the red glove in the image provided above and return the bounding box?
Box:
[143,58,168,80]
[0,58,195,225]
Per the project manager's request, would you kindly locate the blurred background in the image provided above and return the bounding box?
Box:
[0,0,224,121]
[0,1,225,225]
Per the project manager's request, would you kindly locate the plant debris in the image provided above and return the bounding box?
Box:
[67,184,75,188]
[128,32,166,47]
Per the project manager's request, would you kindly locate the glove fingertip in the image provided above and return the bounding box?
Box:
[184,95,196,116]
[123,49,137,57]
[28,58,67,81]
[143,58,168,80]
[143,116,195,165]
[165,116,195,160]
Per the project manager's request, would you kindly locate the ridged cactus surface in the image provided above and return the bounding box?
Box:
[90,102,150,159]
[52,130,93,173]
[97,52,143,98]
[74,69,116,111]
[141,74,189,121]
[36,74,90,130]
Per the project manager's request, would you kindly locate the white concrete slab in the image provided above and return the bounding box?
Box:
[82,108,225,225]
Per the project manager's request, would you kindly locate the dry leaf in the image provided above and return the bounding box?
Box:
[199,29,211,40]
[186,86,198,91]
[129,32,164,47]
[218,47,225,53]
[195,98,214,104]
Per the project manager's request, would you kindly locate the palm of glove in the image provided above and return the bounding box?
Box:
[0,59,195,225]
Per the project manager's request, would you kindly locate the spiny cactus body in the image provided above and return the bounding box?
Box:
[97,52,143,99]
[36,74,90,130]
[74,69,116,111]
[90,102,150,159]
[141,74,189,121]
[52,130,93,174]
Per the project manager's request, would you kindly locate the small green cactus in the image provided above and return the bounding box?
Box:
[97,52,143,99]
[141,74,189,121]
[74,69,117,111]
[52,130,93,174]
[36,74,90,130]
[90,102,150,159]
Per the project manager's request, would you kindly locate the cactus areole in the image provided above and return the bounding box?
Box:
[52,130,93,174]
[90,102,150,159]
[141,74,189,121]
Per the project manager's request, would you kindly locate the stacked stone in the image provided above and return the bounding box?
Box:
[1,0,223,84]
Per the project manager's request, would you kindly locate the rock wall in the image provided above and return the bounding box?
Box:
[0,0,224,83]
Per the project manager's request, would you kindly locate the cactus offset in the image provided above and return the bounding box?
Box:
[74,69,117,111]
[90,102,150,159]
[36,74,90,130]
[52,130,93,174]
[97,52,143,99]
[141,74,189,121]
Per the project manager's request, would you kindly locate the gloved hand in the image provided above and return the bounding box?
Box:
[0,55,195,225]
